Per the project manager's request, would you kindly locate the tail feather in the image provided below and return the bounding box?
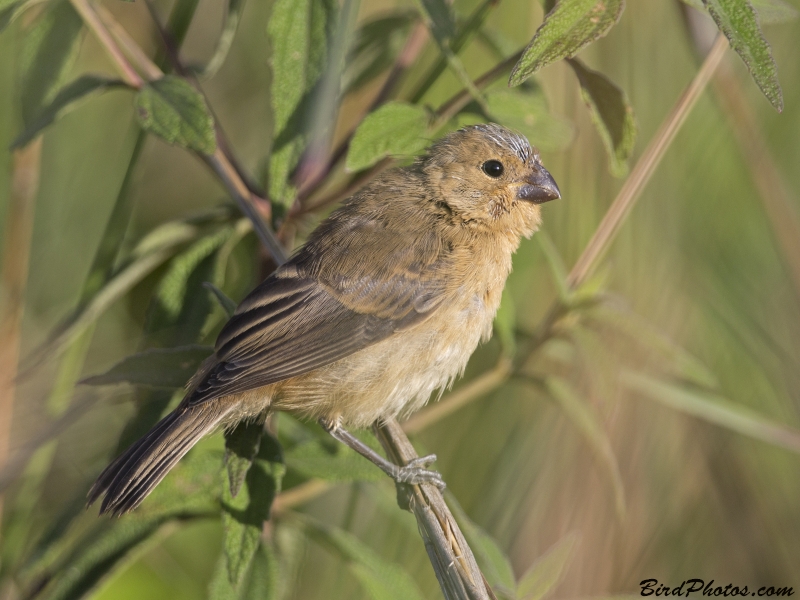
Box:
[88,405,227,516]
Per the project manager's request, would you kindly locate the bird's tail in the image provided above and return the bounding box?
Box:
[88,404,229,516]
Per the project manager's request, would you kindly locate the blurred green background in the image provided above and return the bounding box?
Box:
[1,0,799,598]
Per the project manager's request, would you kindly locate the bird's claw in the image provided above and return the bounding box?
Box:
[392,454,446,490]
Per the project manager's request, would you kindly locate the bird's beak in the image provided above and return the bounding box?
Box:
[516,166,561,204]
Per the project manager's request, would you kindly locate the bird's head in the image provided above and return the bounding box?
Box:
[421,123,560,238]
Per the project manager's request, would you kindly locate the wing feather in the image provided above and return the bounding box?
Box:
[186,200,450,406]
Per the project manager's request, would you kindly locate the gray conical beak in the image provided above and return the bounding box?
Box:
[517,166,561,204]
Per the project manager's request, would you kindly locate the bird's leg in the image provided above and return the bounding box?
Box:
[319,419,445,489]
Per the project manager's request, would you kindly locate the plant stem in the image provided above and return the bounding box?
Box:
[566,33,728,289]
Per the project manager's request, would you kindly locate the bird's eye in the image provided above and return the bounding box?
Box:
[481,160,504,178]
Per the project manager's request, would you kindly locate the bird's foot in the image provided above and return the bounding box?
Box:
[391,454,446,489]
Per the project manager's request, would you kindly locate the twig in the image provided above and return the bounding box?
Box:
[77,0,284,265]
[566,33,728,289]
[375,420,495,600]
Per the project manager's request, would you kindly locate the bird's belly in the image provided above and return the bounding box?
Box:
[274,293,495,428]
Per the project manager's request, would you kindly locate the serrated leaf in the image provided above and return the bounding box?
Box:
[621,371,800,454]
[307,521,426,600]
[81,345,213,388]
[210,542,280,600]
[346,102,430,172]
[545,378,626,520]
[517,532,579,600]
[484,87,574,151]
[509,0,625,86]
[134,75,217,153]
[222,433,284,587]
[19,0,85,124]
[567,59,636,177]
[702,0,783,111]
[285,437,385,482]
[156,227,233,318]
[12,76,127,148]
[224,420,265,498]
[23,452,219,600]
[267,0,336,206]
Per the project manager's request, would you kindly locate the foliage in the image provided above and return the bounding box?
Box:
[1,0,799,599]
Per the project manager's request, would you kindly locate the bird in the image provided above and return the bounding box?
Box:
[88,123,560,516]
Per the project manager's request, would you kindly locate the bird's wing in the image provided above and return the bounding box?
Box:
[186,218,448,406]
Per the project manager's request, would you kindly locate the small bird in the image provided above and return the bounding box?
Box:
[88,123,560,515]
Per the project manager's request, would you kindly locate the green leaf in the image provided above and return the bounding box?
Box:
[224,419,265,498]
[19,0,85,124]
[23,452,219,600]
[484,87,574,151]
[204,281,238,317]
[12,76,127,148]
[702,0,783,111]
[307,520,426,600]
[221,433,284,587]
[509,0,625,86]
[567,59,636,177]
[621,371,800,454]
[516,532,579,600]
[198,0,246,78]
[346,102,430,172]
[267,0,336,206]
[22,222,199,373]
[134,75,217,153]
[156,227,234,319]
[285,437,385,482]
[81,345,213,388]
[210,542,280,600]
[545,378,626,520]
[750,0,799,24]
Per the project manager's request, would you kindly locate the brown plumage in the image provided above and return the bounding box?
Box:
[88,124,560,516]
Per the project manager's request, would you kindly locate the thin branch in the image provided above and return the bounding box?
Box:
[375,419,495,600]
[69,0,144,87]
[566,33,728,289]
[82,1,284,265]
